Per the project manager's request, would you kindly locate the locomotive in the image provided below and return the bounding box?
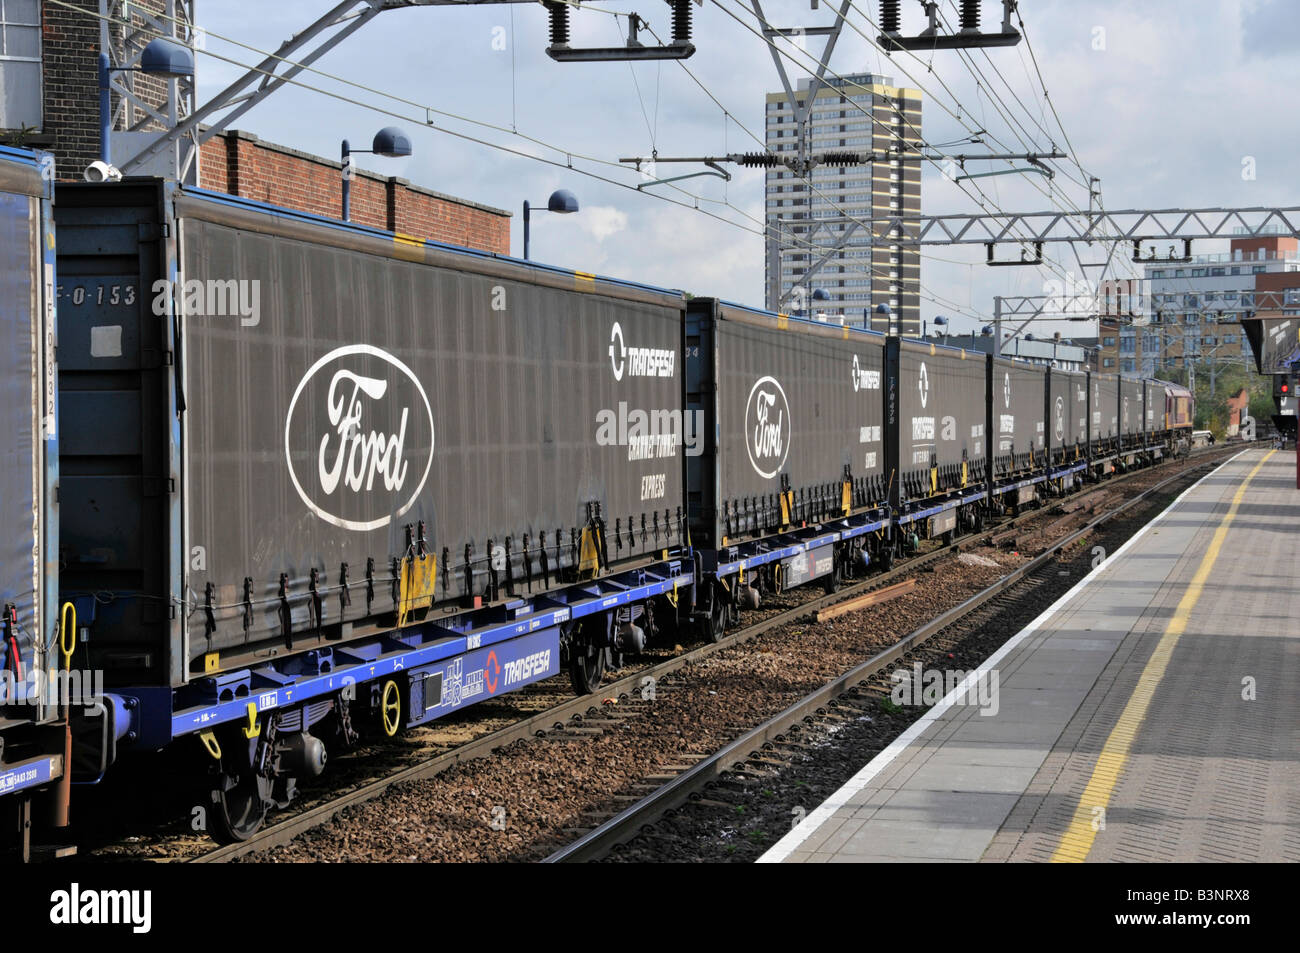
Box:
[0,153,1195,847]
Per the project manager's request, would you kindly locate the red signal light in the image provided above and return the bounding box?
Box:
[1283,382,1290,394]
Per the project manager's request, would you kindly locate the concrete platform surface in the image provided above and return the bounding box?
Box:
[760,449,1300,864]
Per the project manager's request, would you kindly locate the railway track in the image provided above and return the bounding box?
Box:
[174,447,1230,862]
[541,450,1232,862]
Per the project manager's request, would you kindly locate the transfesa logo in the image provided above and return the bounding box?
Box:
[852,353,880,392]
[918,361,930,409]
[285,344,435,532]
[1004,372,1012,408]
[1054,396,1065,441]
[608,321,674,381]
[745,376,791,479]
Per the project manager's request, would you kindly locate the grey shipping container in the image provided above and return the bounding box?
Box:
[1091,373,1119,442]
[898,338,987,480]
[688,300,886,548]
[1048,367,1088,459]
[1120,376,1144,436]
[55,182,687,685]
[1143,379,1159,432]
[0,147,57,724]
[991,357,1046,469]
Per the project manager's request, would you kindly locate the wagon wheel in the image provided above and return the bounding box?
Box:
[702,596,727,644]
[569,621,607,695]
[206,742,270,844]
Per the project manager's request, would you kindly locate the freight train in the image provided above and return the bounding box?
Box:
[0,151,1195,848]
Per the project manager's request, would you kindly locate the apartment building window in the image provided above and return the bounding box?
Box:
[1103,336,1116,346]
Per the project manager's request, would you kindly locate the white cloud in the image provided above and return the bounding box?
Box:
[579,205,629,242]
[190,0,1299,335]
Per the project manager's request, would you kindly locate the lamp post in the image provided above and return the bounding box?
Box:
[933,314,948,344]
[870,303,893,335]
[809,287,830,321]
[523,189,580,259]
[342,127,413,222]
[98,38,195,167]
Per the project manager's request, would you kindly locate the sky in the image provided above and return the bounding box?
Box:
[185,0,1300,337]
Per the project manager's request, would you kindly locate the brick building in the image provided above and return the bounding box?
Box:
[1128,235,1299,376]
[198,130,509,252]
[2,0,509,254]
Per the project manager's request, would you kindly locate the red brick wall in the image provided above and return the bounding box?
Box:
[1252,271,1300,317]
[37,0,100,172]
[36,0,174,177]
[1230,236,1298,258]
[198,130,510,254]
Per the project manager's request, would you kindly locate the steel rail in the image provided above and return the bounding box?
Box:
[192,446,1229,862]
[542,453,1226,862]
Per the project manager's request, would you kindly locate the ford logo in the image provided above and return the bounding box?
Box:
[744,375,791,479]
[284,344,435,532]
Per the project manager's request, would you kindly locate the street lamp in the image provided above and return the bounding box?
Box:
[523,189,580,259]
[809,287,831,321]
[933,314,948,344]
[97,38,195,171]
[870,302,893,335]
[342,127,413,222]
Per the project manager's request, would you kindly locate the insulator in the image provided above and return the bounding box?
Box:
[960,0,980,30]
[545,1,570,45]
[670,0,692,43]
[880,0,900,33]
[737,152,780,167]
[819,151,866,166]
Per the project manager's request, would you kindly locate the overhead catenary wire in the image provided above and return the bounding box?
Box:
[630,9,994,316]
[84,0,1002,320]
[75,0,1063,321]
[74,0,988,319]
[716,0,1089,296]
[842,0,1138,308]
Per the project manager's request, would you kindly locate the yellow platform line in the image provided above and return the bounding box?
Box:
[1050,450,1276,862]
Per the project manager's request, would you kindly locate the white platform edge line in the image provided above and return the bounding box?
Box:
[757,449,1249,864]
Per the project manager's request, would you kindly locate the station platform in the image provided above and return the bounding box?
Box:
[761,448,1300,863]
